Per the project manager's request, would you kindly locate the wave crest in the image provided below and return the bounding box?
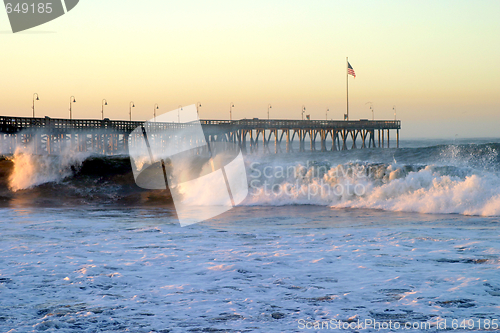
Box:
[245,160,500,217]
[7,147,90,191]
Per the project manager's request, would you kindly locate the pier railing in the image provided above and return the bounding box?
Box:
[225,119,400,130]
[0,116,144,133]
[1,116,400,134]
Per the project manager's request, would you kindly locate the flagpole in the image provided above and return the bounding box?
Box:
[346,57,349,121]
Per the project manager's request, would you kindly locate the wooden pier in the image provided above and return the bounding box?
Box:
[0,116,401,155]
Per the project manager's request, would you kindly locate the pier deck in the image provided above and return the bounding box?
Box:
[0,116,401,155]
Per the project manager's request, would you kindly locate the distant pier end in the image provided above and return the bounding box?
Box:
[0,116,401,155]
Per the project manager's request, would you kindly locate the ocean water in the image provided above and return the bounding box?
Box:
[1,138,500,332]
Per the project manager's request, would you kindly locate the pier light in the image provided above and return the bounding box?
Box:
[268,104,272,120]
[32,93,39,118]
[326,108,329,120]
[178,105,183,123]
[101,99,108,120]
[229,102,234,121]
[365,102,373,121]
[393,105,396,120]
[154,103,159,121]
[69,96,76,120]
[196,102,202,117]
[301,105,306,120]
[129,102,135,121]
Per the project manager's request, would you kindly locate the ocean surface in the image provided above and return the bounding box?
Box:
[1,138,500,332]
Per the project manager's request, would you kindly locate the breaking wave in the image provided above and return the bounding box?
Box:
[245,161,500,216]
[7,147,91,191]
[0,146,171,207]
[1,142,499,216]
[244,143,500,216]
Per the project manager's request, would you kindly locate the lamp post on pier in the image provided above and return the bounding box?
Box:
[32,93,39,118]
[229,102,234,121]
[69,96,76,120]
[393,105,396,120]
[129,102,135,121]
[154,103,159,121]
[268,104,272,120]
[326,108,329,120]
[196,102,202,117]
[178,105,183,123]
[301,105,306,120]
[101,99,108,120]
[366,102,373,120]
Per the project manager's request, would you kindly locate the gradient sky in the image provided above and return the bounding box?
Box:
[1,0,499,138]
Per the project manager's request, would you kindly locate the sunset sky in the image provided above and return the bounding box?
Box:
[1,0,499,138]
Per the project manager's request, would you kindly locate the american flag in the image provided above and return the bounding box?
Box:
[347,62,356,78]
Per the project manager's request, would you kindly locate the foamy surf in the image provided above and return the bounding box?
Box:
[244,156,500,217]
[334,166,500,216]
